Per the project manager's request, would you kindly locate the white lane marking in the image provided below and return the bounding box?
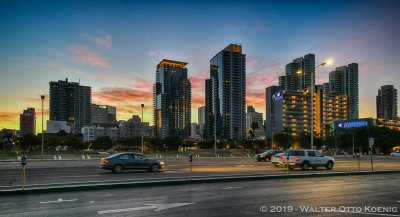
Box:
[40,198,78,204]
[97,203,194,214]
[89,201,95,203]
[223,186,243,190]
[330,181,344,183]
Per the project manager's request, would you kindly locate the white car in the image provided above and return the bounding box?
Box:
[271,152,285,167]
[282,149,335,170]
[390,152,400,156]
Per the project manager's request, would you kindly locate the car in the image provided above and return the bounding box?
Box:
[100,152,165,173]
[271,152,285,167]
[281,149,335,170]
[390,152,400,156]
[256,150,284,162]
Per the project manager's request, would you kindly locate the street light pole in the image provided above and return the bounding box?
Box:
[214,111,217,156]
[141,104,144,155]
[41,95,45,159]
[309,59,332,150]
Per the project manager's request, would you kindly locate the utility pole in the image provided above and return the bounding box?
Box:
[141,104,144,155]
[41,95,45,158]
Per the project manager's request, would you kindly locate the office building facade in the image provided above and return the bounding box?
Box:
[206,44,246,140]
[197,106,206,137]
[246,106,263,139]
[272,89,347,137]
[265,86,281,139]
[49,79,91,134]
[377,85,398,120]
[20,108,36,135]
[120,115,152,138]
[153,59,191,138]
[91,104,117,126]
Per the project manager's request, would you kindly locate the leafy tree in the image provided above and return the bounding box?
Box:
[148,137,164,151]
[18,134,41,151]
[45,135,62,150]
[64,134,82,151]
[92,136,113,150]
[163,136,183,151]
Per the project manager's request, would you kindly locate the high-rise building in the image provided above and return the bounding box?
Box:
[328,63,359,119]
[377,85,398,120]
[91,104,116,126]
[20,108,36,135]
[265,86,281,139]
[153,59,191,138]
[279,54,315,91]
[246,106,263,139]
[190,123,199,138]
[198,106,206,137]
[206,44,246,140]
[49,78,92,134]
[205,65,219,139]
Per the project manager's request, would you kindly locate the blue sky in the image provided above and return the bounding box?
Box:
[1,0,399,132]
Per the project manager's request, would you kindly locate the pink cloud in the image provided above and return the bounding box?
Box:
[87,74,134,81]
[127,77,154,92]
[148,51,157,56]
[70,45,109,68]
[82,33,112,48]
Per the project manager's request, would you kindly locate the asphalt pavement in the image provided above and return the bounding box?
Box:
[0,173,399,216]
[1,157,399,191]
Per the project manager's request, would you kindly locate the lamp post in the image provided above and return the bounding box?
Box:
[297,59,332,150]
[141,104,144,155]
[214,110,217,156]
[41,95,45,159]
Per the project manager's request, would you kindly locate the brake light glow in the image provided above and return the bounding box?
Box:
[101,159,109,163]
[280,156,284,161]
[271,156,273,161]
[295,157,300,161]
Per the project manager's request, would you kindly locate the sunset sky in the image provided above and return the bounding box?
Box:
[1,0,399,133]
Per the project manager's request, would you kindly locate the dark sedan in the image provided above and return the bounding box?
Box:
[100,153,165,173]
[255,150,284,162]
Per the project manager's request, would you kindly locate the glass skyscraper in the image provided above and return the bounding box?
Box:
[153,59,191,138]
[206,44,246,140]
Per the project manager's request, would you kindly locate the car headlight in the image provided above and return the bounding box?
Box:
[160,162,164,165]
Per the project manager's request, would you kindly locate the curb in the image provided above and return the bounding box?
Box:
[1,170,399,196]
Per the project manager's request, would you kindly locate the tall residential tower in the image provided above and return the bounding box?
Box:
[377,85,398,120]
[153,59,191,138]
[49,79,92,134]
[205,44,246,140]
[20,108,36,135]
[327,63,359,119]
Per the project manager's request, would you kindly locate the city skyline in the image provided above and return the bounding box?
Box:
[1,0,400,133]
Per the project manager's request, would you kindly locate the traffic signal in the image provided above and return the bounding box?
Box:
[189,153,193,162]
[21,154,27,166]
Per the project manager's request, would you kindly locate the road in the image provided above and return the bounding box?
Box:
[0,173,399,216]
[1,157,399,190]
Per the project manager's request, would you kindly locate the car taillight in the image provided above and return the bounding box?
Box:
[280,156,284,161]
[101,159,109,163]
[271,156,273,161]
[295,157,300,161]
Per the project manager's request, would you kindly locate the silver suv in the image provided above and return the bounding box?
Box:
[282,149,334,170]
